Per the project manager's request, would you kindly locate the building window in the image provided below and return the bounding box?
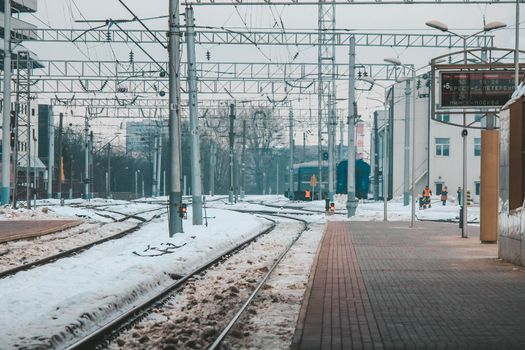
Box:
[435,138,450,156]
[474,114,486,128]
[436,114,450,123]
[475,181,480,196]
[436,183,443,195]
[474,138,481,156]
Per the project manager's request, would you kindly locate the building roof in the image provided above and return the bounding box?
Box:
[502,82,525,110]
[0,41,44,69]
[0,0,37,13]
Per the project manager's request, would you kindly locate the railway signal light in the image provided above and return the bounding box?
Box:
[179,204,187,219]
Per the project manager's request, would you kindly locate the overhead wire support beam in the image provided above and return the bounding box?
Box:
[183,0,522,4]
[12,28,493,48]
[23,60,414,81]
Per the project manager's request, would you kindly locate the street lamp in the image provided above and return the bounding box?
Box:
[425,19,507,237]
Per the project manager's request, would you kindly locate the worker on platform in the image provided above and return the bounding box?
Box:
[422,186,432,209]
[441,186,448,206]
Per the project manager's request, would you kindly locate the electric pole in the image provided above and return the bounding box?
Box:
[186,5,203,225]
[157,133,163,197]
[288,108,294,200]
[228,103,235,204]
[347,36,358,217]
[152,134,158,197]
[210,143,216,196]
[48,113,55,199]
[83,116,89,199]
[403,79,411,206]
[107,143,111,199]
[1,0,11,205]
[168,0,183,235]
[241,119,246,199]
[57,113,64,202]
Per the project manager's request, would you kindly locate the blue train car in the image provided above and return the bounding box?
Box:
[336,159,370,199]
[287,160,370,200]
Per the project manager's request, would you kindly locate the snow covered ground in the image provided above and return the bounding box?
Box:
[234,194,480,223]
[0,194,479,350]
[0,206,270,349]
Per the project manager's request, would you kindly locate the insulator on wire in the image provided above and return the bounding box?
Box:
[206,50,211,61]
[106,31,111,42]
[129,50,135,64]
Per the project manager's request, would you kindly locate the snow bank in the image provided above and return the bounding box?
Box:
[0,208,270,349]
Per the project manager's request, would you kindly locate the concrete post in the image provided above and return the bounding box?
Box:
[288,108,294,200]
[168,0,183,234]
[157,135,163,196]
[228,104,235,204]
[346,36,358,217]
[57,113,63,201]
[107,143,111,199]
[210,143,216,196]
[241,119,246,199]
[185,6,203,225]
[152,134,158,197]
[83,117,89,199]
[403,80,411,206]
[1,0,11,205]
[48,113,55,199]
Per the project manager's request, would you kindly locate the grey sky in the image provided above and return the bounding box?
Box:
[18,1,521,144]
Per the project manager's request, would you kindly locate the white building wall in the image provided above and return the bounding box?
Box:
[389,75,482,203]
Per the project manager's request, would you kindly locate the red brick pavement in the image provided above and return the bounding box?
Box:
[293,221,383,350]
[293,221,525,349]
[0,220,80,243]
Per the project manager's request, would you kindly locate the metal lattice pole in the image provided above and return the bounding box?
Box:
[318,0,336,202]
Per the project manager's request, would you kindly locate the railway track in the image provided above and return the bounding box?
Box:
[63,210,308,350]
[0,205,166,279]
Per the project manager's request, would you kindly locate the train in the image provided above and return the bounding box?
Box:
[287,159,370,200]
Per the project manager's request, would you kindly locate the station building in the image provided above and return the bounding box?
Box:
[371,73,483,204]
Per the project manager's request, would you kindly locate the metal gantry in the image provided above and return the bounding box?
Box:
[318,0,337,201]
[12,52,33,209]
[12,28,494,48]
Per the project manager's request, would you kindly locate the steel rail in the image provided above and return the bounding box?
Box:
[208,211,309,349]
[64,219,278,350]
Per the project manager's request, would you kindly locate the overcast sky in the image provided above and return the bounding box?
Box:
[19,0,521,145]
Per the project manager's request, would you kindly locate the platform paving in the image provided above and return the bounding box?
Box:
[0,220,80,243]
[292,221,525,349]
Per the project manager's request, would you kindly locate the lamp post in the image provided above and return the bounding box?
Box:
[425,19,507,237]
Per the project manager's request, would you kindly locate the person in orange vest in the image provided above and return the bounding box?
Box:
[422,186,432,209]
[329,202,336,214]
[305,189,311,201]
